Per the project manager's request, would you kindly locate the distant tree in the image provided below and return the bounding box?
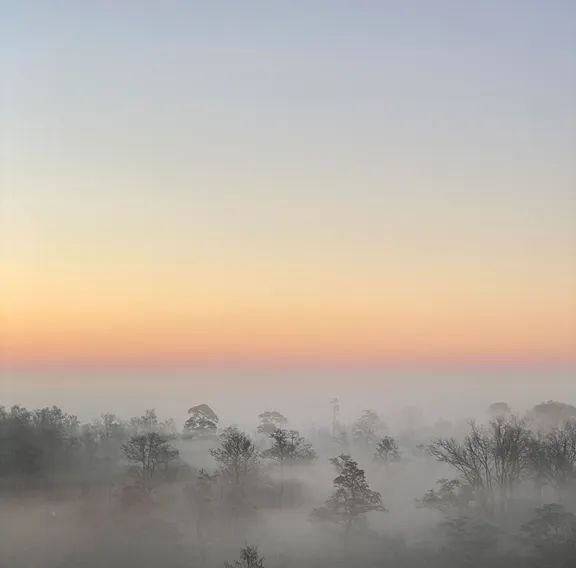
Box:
[312,454,386,534]
[373,436,401,465]
[75,413,126,489]
[429,416,532,513]
[122,432,179,492]
[97,413,125,441]
[490,415,531,502]
[528,401,576,431]
[210,427,258,485]
[0,406,35,476]
[352,410,386,449]
[330,398,341,438]
[33,406,80,477]
[521,504,576,568]
[225,545,264,568]
[129,409,159,434]
[527,422,576,499]
[185,468,218,514]
[487,402,512,419]
[184,404,219,438]
[0,405,80,478]
[257,411,288,435]
[418,478,474,517]
[262,428,316,467]
[129,409,176,438]
[527,432,549,502]
[262,428,316,506]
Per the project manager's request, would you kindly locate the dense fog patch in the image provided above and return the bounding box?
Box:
[1,398,576,567]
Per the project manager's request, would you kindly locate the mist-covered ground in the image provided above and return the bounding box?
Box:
[1,367,576,567]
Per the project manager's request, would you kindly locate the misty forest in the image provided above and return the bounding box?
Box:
[1,397,576,567]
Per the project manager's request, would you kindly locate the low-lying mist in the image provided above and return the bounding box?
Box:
[1,386,576,567]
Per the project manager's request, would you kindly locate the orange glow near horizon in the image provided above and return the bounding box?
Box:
[3,257,575,368]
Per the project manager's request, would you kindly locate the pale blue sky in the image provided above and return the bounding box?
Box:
[2,1,575,367]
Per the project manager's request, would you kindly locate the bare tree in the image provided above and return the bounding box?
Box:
[429,416,531,513]
[313,454,386,534]
[490,415,531,503]
[527,421,576,499]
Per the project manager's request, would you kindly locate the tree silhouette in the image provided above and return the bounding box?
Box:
[352,410,386,449]
[418,478,474,517]
[210,427,258,485]
[313,454,386,534]
[262,428,316,467]
[429,416,531,513]
[262,428,316,506]
[257,411,288,434]
[122,432,179,492]
[184,404,219,438]
[225,545,264,568]
[527,422,576,499]
[373,435,401,465]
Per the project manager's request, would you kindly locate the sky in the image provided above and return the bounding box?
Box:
[1,1,576,374]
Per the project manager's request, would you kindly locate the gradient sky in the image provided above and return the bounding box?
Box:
[2,1,575,368]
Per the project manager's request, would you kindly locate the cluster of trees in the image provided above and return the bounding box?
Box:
[1,399,576,567]
[0,406,179,493]
[427,415,576,513]
[0,405,81,480]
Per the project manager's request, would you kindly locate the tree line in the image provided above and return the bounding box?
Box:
[1,399,576,567]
